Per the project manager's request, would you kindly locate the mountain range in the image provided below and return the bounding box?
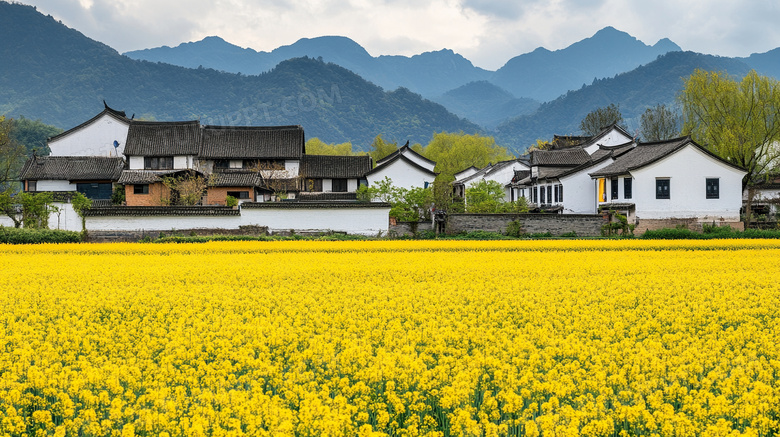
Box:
[0,2,479,148]
[125,27,683,103]
[4,1,780,153]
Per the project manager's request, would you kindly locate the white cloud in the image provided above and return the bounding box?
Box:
[24,0,780,70]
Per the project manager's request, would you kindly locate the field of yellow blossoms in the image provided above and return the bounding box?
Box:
[1,239,779,437]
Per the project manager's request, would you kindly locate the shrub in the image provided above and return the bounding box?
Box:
[504,220,524,237]
[225,195,238,208]
[0,226,82,244]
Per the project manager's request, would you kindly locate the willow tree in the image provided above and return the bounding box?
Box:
[639,104,681,142]
[679,69,780,218]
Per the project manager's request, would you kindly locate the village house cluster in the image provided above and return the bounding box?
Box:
[14,103,750,234]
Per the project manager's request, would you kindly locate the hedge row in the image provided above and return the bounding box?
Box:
[0,227,83,244]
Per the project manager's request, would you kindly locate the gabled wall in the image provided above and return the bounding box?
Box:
[367,161,434,191]
[49,113,129,157]
[630,145,745,220]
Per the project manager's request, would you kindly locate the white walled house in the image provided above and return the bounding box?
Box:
[48,103,130,157]
[299,154,371,200]
[19,156,125,199]
[590,137,747,230]
[366,144,437,190]
[454,159,530,202]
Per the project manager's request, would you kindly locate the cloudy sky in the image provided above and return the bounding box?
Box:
[24,0,780,70]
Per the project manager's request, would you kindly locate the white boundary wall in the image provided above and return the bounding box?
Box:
[69,205,391,236]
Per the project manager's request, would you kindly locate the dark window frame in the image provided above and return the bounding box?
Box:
[227,190,250,199]
[214,159,230,169]
[27,180,37,192]
[331,178,348,193]
[540,186,545,204]
[559,184,563,203]
[611,178,619,200]
[133,184,149,195]
[706,178,720,199]
[547,185,552,204]
[624,177,632,199]
[144,156,174,170]
[656,179,670,199]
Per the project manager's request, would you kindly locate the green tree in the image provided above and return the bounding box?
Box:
[0,189,22,227]
[71,192,92,234]
[367,135,398,165]
[0,116,27,192]
[8,116,62,155]
[162,171,209,206]
[18,191,54,229]
[465,180,506,213]
[679,69,780,221]
[422,132,513,179]
[640,104,681,142]
[580,103,626,136]
[305,138,358,156]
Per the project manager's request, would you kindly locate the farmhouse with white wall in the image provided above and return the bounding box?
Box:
[453,158,529,202]
[366,143,437,190]
[47,103,130,157]
[589,136,747,231]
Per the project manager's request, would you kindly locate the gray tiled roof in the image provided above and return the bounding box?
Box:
[209,171,259,187]
[530,148,590,166]
[84,206,239,217]
[300,155,371,179]
[200,125,304,159]
[375,144,436,167]
[117,170,180,184]
[589,137,693,178]
[19,156,125,181]
[124,121,201,156]
[298,192,359,201]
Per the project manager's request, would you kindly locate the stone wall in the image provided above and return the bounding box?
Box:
[635,218,744,234]
[446,213,605,237]
[388,221,433,237]
[87,225,269,242]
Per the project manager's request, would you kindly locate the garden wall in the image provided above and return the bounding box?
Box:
[446,213,605,237]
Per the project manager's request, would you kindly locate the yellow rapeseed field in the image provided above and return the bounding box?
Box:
[0,240,779,437]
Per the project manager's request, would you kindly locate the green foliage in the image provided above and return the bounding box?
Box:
[0,225,82,244]
[18,191,54,229]
[0,116,27,192]
[421,132,513,179]
[368,135,399,165]
[71,192,92,234]
[358,177,432,221]
[580,103,626,135]
[601,210,634,236]
[504,220,524,237]
[225,195,238,208]
[111,185,126,205]
[305,138,358,156]
[465,180,505,213]
[680,69,780,187]
[0,188,22,228]
[639,103,680,142]
[8,116,61,155]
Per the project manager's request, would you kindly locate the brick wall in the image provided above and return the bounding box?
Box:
[125,183,170,206]
[446,213,605,237]
[206,187,254,205]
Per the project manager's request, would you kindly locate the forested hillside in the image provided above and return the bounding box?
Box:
[0,2,479,149]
